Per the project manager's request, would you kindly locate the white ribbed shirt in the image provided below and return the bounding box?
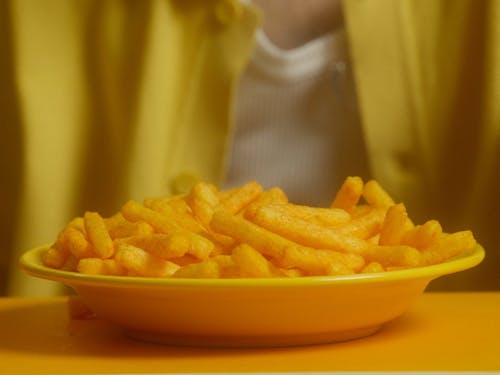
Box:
[223,28,369,206]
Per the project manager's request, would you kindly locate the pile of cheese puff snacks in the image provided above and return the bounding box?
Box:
[42,177,477,278]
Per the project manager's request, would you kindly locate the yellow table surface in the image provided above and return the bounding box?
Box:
[1,292,499,374]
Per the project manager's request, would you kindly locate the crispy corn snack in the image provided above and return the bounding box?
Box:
[361,262,385,273]
[43,177,478,278]
[77,258,125,276]
[420,231,476,266]
[84,212,115,259]
[280,246,364,275]
[378,203,409,246]
[63,226,96,259]
[362,180,395,209]
[244,187,288,220]
[251,205,368,254]
[185,182,220,229]
[218,181,263,214]
[402,220,442,249]
[331,176,363,212]
[260,203,351,227]
[121,233,190,259]
[211,209,293,259]
[173,259,220,278]
[105,214,155,239]
[43,247,70,269]
[333,208,385,239]
[121,200,179,234]
[115,244,180,277]
[231,244,276,277]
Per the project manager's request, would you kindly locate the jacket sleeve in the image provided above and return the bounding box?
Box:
[1,0,259,296]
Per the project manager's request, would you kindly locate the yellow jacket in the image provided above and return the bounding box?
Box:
[1,0,499,295]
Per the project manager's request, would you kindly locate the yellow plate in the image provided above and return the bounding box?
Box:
[20,245,484,347]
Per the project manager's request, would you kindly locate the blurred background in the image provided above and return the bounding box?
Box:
[1,0,499,295]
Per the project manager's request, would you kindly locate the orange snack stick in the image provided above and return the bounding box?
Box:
[350,204,372,218]
[168,255,198,267]
[77,258,125,275]
[211,255,241,278]
[420,230,477,266]
[218,181,263,214]
[122,233,189,259]
[165,195,193,214]
[144,195,191,215]
[202,231,235,254]
[43,227,72,268]
[244,187,288,220]
[361,262,385,273]
[217,186,238,201]
[170,212,205,234]
[367,234,380,245]
[42,177,481,279]
[331,176,363,212]
[43,247,70,269]
[212,254,235,268]
[61,255,79,271]
[378,203,408,246]
[104,213,124,229]
[363,180,395,209]
[121,201,213,254]
[84,211,115,259]
[277,267,305,277]
[251,205,368,255]
[183,232,214,260]
[326,262,356,276]
[115,244,180,277]
[122,200,214,257]
[211,210,295,259]
[363,245,421,267]
[145,197,203,233]
[280,246,362,275]
[172,259,220,278]
[121,200,179,233]
[231,243,275,278]
[68,216,85,232]
[125,232,213,261]
[335,208,386,239]
[401,219,442,249]
[179,184,238,249]
[105,213,154,240]
[102,259,126,275]
[185,182,220,229]
[63,226,96,259]
[263,203,351,227]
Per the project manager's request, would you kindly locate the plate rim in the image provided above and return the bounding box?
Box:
[20,244,485,289]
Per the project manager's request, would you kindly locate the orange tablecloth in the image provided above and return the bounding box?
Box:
[1,292,499,374]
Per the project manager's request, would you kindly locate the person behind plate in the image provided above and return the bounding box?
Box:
[0,0,499,295]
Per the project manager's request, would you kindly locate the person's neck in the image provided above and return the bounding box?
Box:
[252,0,344,50]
